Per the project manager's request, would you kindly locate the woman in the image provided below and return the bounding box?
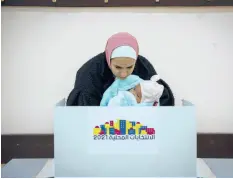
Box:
[66,32,174,106]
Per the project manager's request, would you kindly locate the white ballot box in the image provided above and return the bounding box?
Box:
[54,99,196,178]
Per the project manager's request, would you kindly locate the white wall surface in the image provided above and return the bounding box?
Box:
[1,7,233,134]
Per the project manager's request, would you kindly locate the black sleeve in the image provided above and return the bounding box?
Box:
[77,92,100,106]
[157,79,175,106]
[66,88,100,106]
[158,84,170,106]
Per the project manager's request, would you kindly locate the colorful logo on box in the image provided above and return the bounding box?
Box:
[93,119,155,141]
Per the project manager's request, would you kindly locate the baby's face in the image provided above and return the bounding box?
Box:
[129,84,142,103]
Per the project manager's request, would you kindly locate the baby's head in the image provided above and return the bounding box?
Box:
[129,75,164,104]
[129,84,142,103]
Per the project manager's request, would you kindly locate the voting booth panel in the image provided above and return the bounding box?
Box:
[54,99,196,177]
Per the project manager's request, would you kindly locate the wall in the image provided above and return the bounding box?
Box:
[1,7,233,134]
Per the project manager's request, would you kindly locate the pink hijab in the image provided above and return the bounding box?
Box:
[105,32,139,67]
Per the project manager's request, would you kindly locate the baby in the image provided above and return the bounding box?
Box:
[100,75,164,106]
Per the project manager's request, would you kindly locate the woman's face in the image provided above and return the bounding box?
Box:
[110,57,136,79]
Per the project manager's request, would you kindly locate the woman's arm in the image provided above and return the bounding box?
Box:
[66,90,100,106]
[135,55,175,106]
